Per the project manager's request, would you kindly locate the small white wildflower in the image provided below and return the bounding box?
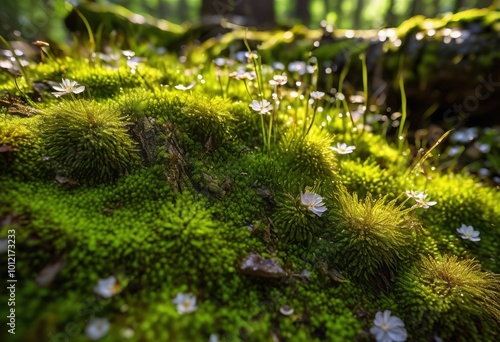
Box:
[405,190,422,198]
[456,224,480,242]
[121,328,135,339]
[269,75,287,86]
[249,100,273,115]
[172,293,197,314]
[310,91,325,100]
[412,192,437,209]
[229,70,256,81]
[245,51,259,61]
[51,78,85,97]
[370,310,408,342]
[300,191,327,217]
[0,239,8,254]
[279,305,294,316]
[330,142,356,154]
[85,318,110,341]
[174,82,196,91]
[94,276,120,298]
[209,333,219,342]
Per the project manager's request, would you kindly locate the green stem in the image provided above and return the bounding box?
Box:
[305,101,318,136]
[360,53,368,138]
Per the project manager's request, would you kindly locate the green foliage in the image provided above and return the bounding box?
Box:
[330,187,415,285]
[340,158,398,198]
[180,92,235,145]
[273,192,324,244]
[41,100,138,183]
[396,255,500,340]
[66,62,162,98]
[0,113,32,147]
[277,130,337,186]
[153,192,241,282]
[0,114,51,179]
[418,173,500,272]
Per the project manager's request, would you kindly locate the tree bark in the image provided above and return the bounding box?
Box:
[453,0,466,12]
[385,0,397,27]
[334,0,344,26]
[353,0,365,29]
[178,0,189,22]
[200,0,276,29]
[295,0,311,26]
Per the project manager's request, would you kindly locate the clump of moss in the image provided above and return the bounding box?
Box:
[42,100,137,183]
[340,159,398,198]
[66,63,162,98]
[396,254,500,340]
[330,187,415,285]
[273,191,325,244]
[180,92,235,146]
[152,192,240,283]
[277,130,337,186]
[0,114,51,179]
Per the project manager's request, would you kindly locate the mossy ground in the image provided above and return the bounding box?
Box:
[0,44,499,342]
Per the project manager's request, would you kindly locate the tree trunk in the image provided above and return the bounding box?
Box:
[200,0,276,29]
[408,0,422,16]
[157,0,170,19]
[178,0,189,22]
[432,0,441,16]
[385,0,397,27]
[353,0,365,29]
[453,0,466,12]
[334,0,344,26]
[324,0,331,13]
[295,0,311,26]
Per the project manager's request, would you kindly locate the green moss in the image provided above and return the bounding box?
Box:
[277,130,338,187]
[41,99,138,183]
[273,191,324,244]
[396,255,500,340]
[330,187,415,286]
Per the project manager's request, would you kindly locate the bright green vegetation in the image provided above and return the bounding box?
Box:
[0,38,499,342]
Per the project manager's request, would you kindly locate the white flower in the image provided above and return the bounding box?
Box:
[279,305,294,316]
[93,276,120,298]
[229,70,256,80]
[412,192,437,209]
[85,318,110,340]
[209,334,219,342]
[330,142,356,154]
[51,78,85,97]
[300,191,327,217]
[310,91,325,100]
[174,82,196,91]
[249,100,273,115]
[370,310,408,342]
[269,75,287,86]
[121,328,135,339]
[0,239,7,254]
[405,190,422,198]
[456,224,480,242]
[172,293,197,314]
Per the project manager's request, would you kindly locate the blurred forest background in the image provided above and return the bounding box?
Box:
[1,0,498,44]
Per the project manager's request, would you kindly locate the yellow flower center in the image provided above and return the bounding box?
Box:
[109,284,121,294]
[183,300,191,308]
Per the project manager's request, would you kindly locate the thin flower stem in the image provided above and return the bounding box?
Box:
[305,101,318,136]
[260,114,268,150]
[360,53,368,138]
[397,56,407,152]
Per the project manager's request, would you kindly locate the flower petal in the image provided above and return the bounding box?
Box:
[387,326,408,341]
